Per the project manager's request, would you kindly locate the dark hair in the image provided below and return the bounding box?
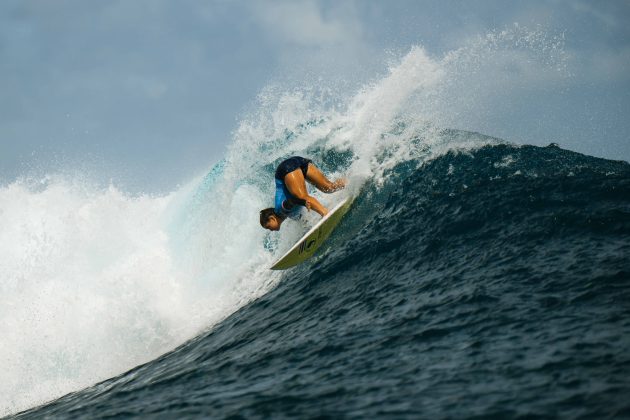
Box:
[259,208,277,227]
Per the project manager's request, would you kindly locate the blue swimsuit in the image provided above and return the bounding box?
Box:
[274,179,301,219]
[274,156,312,219]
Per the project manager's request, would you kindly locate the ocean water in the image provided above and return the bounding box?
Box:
[2,29,629,419]
[8,142,630,419]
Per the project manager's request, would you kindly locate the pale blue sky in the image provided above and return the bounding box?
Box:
[1,0,629,191]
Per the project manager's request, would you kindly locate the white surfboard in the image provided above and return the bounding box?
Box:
[270,197,354,270]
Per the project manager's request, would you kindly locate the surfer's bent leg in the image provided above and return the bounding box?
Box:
[283,169,328,216]
[305,163,346,193]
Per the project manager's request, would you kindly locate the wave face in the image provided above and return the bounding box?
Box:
[13,142,630,419]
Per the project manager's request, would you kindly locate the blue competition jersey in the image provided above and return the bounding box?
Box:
[275,179,302,219]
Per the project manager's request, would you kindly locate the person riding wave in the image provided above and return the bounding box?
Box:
[259,156,346,231]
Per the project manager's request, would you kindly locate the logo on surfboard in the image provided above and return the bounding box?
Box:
[298,238,317,254]
[298,228,322,254]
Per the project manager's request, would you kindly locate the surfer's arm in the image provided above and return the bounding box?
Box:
[306,195,328,216]
[286,196,328,216]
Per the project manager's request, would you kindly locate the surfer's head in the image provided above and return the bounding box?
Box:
[260,208,283,231]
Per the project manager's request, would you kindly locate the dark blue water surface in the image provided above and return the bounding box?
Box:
[14,143,630,419]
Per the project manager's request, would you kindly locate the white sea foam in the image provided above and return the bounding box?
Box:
[0,175,279,415]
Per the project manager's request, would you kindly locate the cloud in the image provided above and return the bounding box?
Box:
[240,0,380,92]
[247,0,363,48]
[569,0,620,29]
[578,46,630,83]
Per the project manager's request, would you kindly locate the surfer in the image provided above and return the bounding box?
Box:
[260,156,346,231]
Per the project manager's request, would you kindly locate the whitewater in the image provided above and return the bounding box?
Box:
[2,27,629,418]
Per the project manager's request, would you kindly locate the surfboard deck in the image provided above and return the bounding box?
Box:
[270,197,354,270]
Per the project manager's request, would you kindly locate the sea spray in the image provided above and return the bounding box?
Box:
[0,176,276,416]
